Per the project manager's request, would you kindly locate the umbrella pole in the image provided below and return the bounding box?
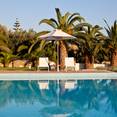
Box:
[57,41,59,72]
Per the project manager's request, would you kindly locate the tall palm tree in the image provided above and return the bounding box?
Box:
[75,24,105,69]
[104,20,117,66]
[39,8,84,69]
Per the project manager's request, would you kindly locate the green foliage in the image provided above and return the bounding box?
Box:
[75,23,105,65]
[39,8,84,32]
[0,52,17,67]
[110,66,117,72]
[104,20,117,51]
[104,20,117,66]
[0,9,116,70]
[13,18,21,31]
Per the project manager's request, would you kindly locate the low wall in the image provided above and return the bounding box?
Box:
[93,64,105,68]
[75,63,85,71]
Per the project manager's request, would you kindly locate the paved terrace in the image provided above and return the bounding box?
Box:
[0,70,117,80]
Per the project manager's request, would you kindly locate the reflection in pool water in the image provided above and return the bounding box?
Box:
[0,80,117,117]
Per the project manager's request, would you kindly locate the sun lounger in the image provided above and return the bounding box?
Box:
[38,57,49,71]
[65,57,75,71]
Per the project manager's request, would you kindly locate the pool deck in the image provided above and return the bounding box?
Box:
[0,70,117,80]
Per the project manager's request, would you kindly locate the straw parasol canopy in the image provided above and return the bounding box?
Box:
[39,29,76,40]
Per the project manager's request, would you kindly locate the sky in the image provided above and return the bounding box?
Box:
[0,0,117,32]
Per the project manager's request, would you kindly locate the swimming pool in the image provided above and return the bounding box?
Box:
[0,80,117,117]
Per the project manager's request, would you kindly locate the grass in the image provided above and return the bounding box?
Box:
[0,67,37,71]
[95,66,107,71]
[0,66,114,72]
[110,66,117,72]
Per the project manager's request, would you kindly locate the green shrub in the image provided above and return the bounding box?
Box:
[95,67,106,71]
[111,66,117,72]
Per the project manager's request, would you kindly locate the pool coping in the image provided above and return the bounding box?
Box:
[0,70,117,80]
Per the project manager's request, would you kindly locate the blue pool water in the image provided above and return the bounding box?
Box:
[0,80,117,117]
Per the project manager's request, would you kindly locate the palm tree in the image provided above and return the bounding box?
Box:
[0,35,11,52]
[75,24,105,69]
[14,30,50,68]
[39,8,84,69]
[0,52,16,67]
[104,20,117,66]
[8,28,37,67]
[0,26,15,67]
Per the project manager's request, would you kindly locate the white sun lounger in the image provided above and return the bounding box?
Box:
[65,57,75,71]
[38,57,49,71]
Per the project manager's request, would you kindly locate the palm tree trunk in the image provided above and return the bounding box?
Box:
[59,41,68,70]
[111,50,117,66]
[12,60,14,68]
[85,55,90,69]
[3,62,9,68]
[85,55,93,69]
[91,55,94,68]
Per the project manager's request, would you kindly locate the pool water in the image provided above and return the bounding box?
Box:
[0,80,117,117]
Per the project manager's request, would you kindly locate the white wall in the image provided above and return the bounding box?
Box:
[93,64,105,68]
